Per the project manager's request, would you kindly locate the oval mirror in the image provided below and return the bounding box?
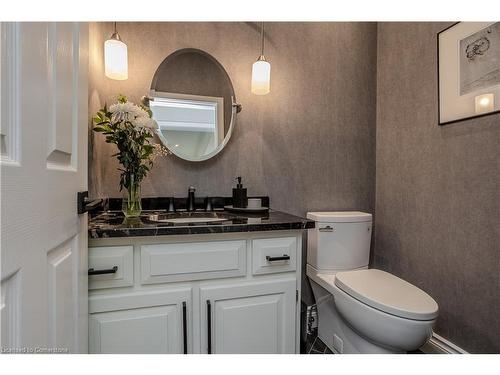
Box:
[149,48,240,162]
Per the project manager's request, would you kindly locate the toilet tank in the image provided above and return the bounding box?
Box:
[307,212,372,272]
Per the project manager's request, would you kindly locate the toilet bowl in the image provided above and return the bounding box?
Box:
[307,265,437,353]
[306,211,439,354]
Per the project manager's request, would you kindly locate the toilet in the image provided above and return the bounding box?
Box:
[306,211,438,354]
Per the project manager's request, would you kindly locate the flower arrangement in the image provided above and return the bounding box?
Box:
[92,94,159,217]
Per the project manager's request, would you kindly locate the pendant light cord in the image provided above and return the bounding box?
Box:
[111,21,122,42]
[260,22,265,56]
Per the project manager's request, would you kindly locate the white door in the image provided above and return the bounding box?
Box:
[89,289,191,354]
[200,279,296,354]
[0,22,88,353]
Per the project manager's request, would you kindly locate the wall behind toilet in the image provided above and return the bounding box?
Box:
[375,22,500,353]
[88,22,378,304]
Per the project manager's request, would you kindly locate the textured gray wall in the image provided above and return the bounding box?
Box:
[89,22,377,304]
[375,22,500,353]
[89,22,377,208]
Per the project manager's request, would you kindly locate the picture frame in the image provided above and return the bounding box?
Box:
[437,22,500,125]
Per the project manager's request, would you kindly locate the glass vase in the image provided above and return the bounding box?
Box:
[122,176,142,218]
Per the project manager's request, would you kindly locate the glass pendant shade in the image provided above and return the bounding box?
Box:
[251,56,271,95]
[104,36,128,80]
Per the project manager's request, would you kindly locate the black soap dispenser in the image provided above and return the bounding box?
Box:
[232,177,247,208]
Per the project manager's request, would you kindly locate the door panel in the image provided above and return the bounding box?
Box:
[89,288,191,354]
[47,236,77,350]
[0,22,88,353]
[0,270,20,349]
[46,23,80,170]
[90,306,178,354]
[215,294,281,353]
[0,23,20,165]
[200,279,296,354]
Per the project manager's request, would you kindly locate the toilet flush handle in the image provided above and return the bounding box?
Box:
[319,226,334,232]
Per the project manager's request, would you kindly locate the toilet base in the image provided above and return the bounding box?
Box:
[309,279,403,354]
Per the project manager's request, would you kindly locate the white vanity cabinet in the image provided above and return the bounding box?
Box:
[89,288,191,354]
[200,279,296,354]
[88,231,302,354]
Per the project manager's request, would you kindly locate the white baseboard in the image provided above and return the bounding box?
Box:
[421,333,468,354]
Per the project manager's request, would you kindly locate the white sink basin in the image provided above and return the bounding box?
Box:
[147,212,232,224]
[157,217,227,224]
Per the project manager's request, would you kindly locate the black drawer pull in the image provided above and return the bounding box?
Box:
[266,255,290,262]
[182,301,188,354]
[207,300,212,354]
[88,266,118,275]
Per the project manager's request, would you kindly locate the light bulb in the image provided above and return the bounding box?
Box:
[479,97,490,106]
[251,57,271,95]
[105,38,128,80]
[475,93,494,114]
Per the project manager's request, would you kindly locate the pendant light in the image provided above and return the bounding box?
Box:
[104,22,128,80]
[251,22,271,95]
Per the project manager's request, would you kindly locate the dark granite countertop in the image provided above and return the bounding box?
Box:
[88,209,315,239]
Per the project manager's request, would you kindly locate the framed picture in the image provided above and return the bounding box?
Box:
[438,22,500,125]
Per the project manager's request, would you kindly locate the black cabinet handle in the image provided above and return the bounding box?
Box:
[207,300,212,354]
[88,266,118,275]
[182,301,188,354]
[266,255,290,262]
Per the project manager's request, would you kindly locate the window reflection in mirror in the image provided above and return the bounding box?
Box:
[150,93,225,160]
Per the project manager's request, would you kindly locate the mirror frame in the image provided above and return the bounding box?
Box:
[149,48,240,162]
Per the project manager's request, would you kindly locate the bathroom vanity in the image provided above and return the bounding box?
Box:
[87,206,314,354]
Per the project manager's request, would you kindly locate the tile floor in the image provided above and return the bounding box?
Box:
[303,329,334,354]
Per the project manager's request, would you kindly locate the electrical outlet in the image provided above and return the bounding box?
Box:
[333,334,343,354]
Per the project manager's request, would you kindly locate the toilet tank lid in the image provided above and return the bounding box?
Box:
[335,269,439,321]
[307,211,372,223]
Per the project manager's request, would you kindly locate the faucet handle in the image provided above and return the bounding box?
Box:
[205,197,213,212]
[168,197,175,212]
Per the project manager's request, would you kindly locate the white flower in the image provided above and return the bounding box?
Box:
[109,102,148,123]
[134,106,149,119]
[133,116,158,130]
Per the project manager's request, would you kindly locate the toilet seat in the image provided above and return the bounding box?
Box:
[335,269,438,321]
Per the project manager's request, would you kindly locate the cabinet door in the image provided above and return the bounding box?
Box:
[200,279,296,354]
[89,289,191,354]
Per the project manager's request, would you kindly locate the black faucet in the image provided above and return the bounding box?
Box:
[186,186,196,211]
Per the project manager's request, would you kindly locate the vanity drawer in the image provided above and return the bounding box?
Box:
[140,240,246,284]
[89,246,134,290]
[252,237,297,275]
